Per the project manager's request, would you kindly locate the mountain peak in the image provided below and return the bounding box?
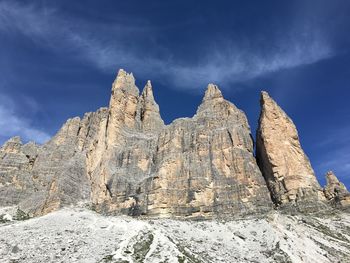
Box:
[326,171,341,185]
[112,69,139,96]
[203,83,223,101]
[324,171,350,205]
[256,90,324,206]
[141,80,153,98]
[260,91,274,106]
[260,90,270,98]
[138,80,164,132]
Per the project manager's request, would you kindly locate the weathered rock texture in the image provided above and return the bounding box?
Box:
[89,74,272,218]
[0,133,91,216]
[256,91,326,211]
[323,171,350,209]
[0,70,273,218]
[1,70,343,218]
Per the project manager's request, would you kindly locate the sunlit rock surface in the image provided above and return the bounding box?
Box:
[256,91,326,211]
[0,70,272,218]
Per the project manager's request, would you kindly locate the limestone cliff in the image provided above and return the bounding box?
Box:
[0,70,344,219]
[0,133,90,216]
[89,77,272,218]
[256,91,326,211]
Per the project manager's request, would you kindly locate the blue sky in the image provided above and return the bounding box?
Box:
[0,0,349,188]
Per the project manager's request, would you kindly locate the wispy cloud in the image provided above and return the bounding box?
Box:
[161,37,333,89]
[0,95,50,144]
[0,1,335,90]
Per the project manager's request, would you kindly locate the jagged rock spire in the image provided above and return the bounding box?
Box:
[111,69,139,96]
[196,83,248,126]
[137,80,164,132]
[203,83,223,101]
[256,91,325,209]
[142,80,154,97]
[107,69,140,145]
[325,171,343,186]
[196,83,230,116]
[323,171,350,208]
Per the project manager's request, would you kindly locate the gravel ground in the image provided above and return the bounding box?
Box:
[0,206,350,263]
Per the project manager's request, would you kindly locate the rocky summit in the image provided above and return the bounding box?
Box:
[0,69,349,220]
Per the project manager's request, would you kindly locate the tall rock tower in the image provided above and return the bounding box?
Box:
[256,91,326,211]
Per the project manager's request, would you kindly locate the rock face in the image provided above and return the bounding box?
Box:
[0,70,273,218]
[323,171,350,209]
[128,83,272,218]
[256,91,325,211]
[1,70,344,218]
[89,74,272,218]
[0,132,91,216]
[0,106,114,216]
[0,137,39,208]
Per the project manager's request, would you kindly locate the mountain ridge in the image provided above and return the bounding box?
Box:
[0,69,349,219]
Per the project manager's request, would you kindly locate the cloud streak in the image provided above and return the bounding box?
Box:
[0,1,335,90]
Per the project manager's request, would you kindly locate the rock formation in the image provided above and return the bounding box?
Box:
[89,75,272,218]
[0,137,39,207]
[256,91,326,211]
[323,171,350,209]
[137,80,165,132]
[0,70,273,219]
[0,133,90,216]
[1,70,346,219]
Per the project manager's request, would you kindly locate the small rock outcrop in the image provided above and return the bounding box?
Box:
[256,91,325,211]
[323,171,350,209]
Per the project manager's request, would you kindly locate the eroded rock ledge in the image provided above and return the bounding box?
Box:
[0,70,348,218]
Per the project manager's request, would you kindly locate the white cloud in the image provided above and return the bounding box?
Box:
[0,96,50,144]
[160,37,333,89]
[0,1,335,90]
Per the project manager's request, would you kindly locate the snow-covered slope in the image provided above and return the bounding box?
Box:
[0,207,349,263]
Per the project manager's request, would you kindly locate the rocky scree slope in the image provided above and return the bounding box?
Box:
[0,207,350,263]
[0,69,348,219]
